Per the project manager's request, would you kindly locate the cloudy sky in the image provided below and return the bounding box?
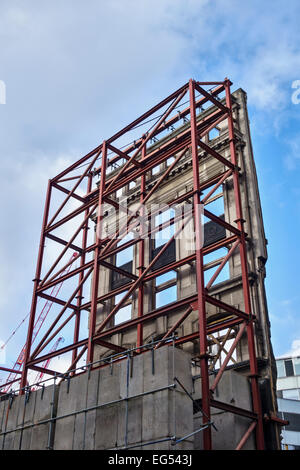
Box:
[1,0,300,379]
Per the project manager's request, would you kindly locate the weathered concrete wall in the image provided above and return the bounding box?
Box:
[0,384,56,450]
[1,347,194,450]
[193,370,255,450]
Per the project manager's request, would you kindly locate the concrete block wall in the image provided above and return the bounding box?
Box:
[193,370,256,450]
[0,384,56,450]
[0,347,194,450]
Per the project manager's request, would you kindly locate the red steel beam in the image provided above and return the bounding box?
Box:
[107,143,142,168]
[105,88,188,194]
[235,421,257,450]
[45,233,83,254]
[17,78,267,452]
[0,367,22,375]
[225,78,265,450]
[155,306,193,350]
[52,181,86,203]
[40,201,98,287]
[31,266,93,359]
[194,82,229,115]
[78,235,238,312]
[189,78,211,450]
[210,321,247,392]
[95,212,193,336]
[87,141,108,364]
[137,141,147,351]
[91,84,226,177]
[43,107,226,239]
[72,173,93,368]
[198,139,236,171]
[199,398,257,421]
[206,239,240,289]
[20,180,52,391]
[89,108,226,198]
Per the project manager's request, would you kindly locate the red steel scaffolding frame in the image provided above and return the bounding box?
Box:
[14,78,265,449]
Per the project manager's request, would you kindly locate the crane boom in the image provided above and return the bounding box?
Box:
[31,336,64,389]
[1,253,78,392]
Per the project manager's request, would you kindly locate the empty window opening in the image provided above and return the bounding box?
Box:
[166,156,175,166]
[204,263,230,286]
[201,184,223,201]
[204,247,228,265]
[116,188,123,199]
[209,330,237,370]
[129,180,137,190]
[205,194,224,217]
[114,291,132,325]
[154,208,175,248]
[116,232,133,267]
[155,269,177,308]
[154,225,175,248]
[156,285,177,308]
[208,127,220,140]
[155,270,177,286]
[152,165,160,176]
[155,208,175,226]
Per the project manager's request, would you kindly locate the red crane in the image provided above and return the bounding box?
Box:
[1,252,78,392]
[31,336,65,390]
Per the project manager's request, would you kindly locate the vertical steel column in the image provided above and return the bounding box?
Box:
[189,79,212,450]
[224,79,265,450]
[137,142,146,350]
[72,173,93,369]
[87,143,107,364]
[20,180,52,392]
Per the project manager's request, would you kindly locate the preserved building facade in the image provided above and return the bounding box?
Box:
[93,87,280,449]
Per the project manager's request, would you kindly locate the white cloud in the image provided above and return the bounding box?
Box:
[281,339,300,358]
[284,135,300,170]
[1,0,300,366]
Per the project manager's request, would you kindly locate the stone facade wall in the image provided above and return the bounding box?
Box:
[94,89,274,376]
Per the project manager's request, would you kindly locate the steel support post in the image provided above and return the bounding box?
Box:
[189,79,212,450]
[87,142,107,364]
[20,180,52,392]
[72,173,93,369]
[137,142,146,351]
[224,78,265,450]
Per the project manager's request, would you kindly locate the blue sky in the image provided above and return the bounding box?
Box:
[0,0,300,377]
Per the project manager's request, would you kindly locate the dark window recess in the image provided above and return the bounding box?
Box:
[151,239,176,270]
[150,216,226,270]
[285,359,294,377]
[204,214,226,247]
[111,261,133,290]
[282,412,300,432]
[259,378,279,450]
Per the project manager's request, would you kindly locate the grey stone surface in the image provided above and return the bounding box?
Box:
[54,375,82,450]
[2,393,21,449]
[0,398,9,449]
[193,369,255,450]
[18,391,36,450]
[30,384,57,450]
